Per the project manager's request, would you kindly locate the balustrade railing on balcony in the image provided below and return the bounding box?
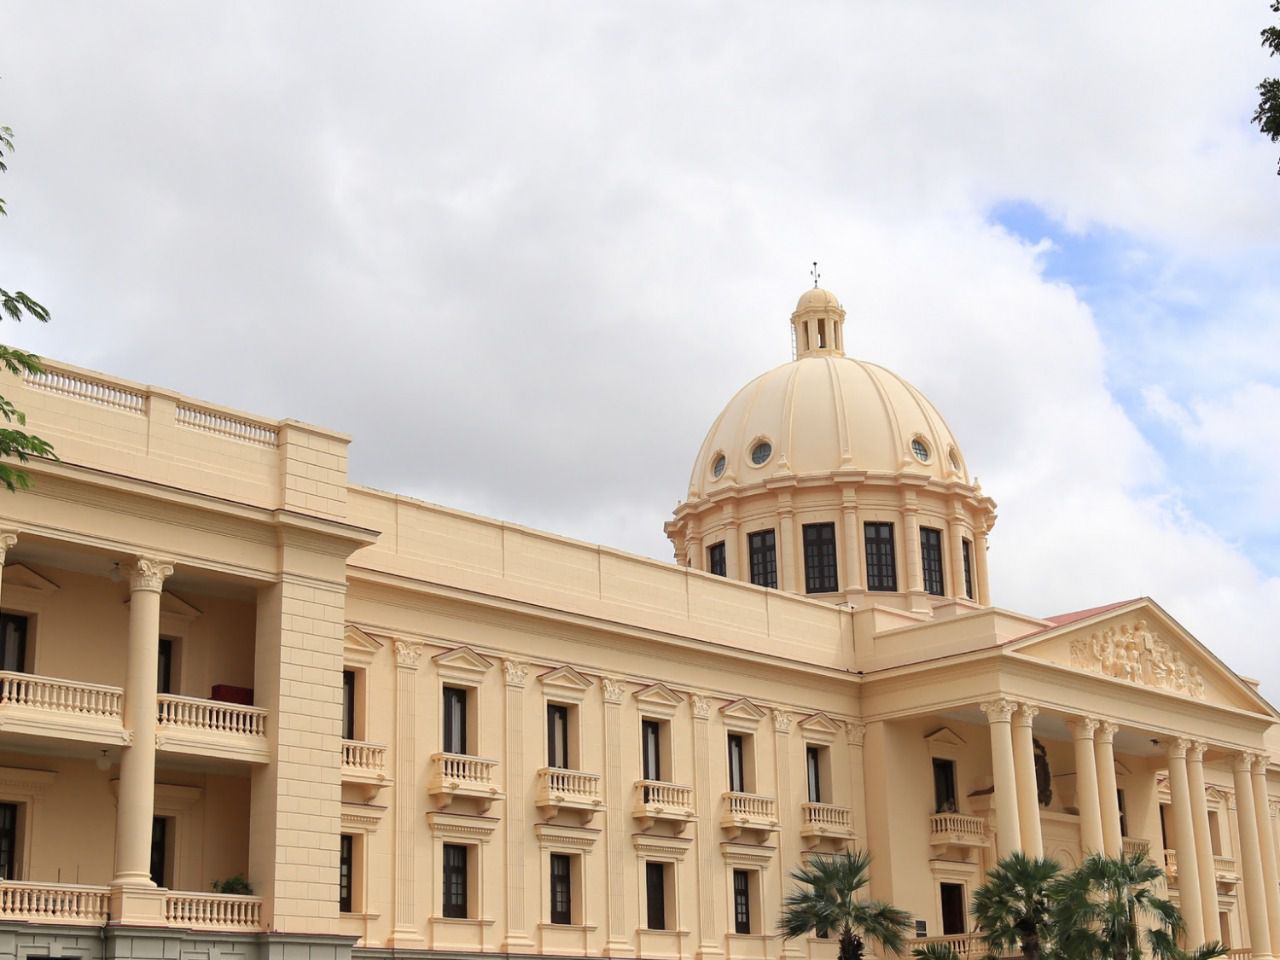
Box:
[802,802,852,832]
[342,739,387,773]
[428,752,503,812]
[537,768,601,803]
[157,695,267,736]
[1122,837,1150,859]
[1164,849,1178,878]
[633,780,696,831]
[0,672,122,719]
[0,882,110,926]
[165,892,263,931]
[929,812,988,847]
[912,935,981,958]
[1215,854,1240,880]
[720,791,779,839]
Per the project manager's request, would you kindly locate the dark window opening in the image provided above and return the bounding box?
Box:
[1159,804,1170,851]
[339,834,353,912]
[0,803,17,881]
[342,669,356,741]
[443,686,468,755]
[707,542,727,577]
[728,734,747,793]
[157,637,174,695]
[642,719,662,783]
[1118,789,1128,838]
[803,523,838,594]
[645,861,667,930]
[864,523,897,592]
[962,539,975,600]
[806,746,823,803]
[733,869,752,934]
[0,614,28,674]
[550,853,573,925]
[149,816,169,887]
[442,843,468,918]
[748,530,777,589]
[933,758,958,813]
[548,703,570,769]
[940,883,966,935]
[920,527,945,597]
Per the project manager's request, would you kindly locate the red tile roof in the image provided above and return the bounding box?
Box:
[1043,597,1144,627]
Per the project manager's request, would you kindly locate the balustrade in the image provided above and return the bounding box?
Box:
[428,752,503,812]
[928,812,988,848]
[720,791,779,839]
[164,892,263,931]
[342,739,388,773]
[0,672,122,719]
[0,882,109,925]
[157,694,267,736]
[632,780,697,832]
[911,935,980,958]
[800,801,855,845]
[1121,836,1150,859]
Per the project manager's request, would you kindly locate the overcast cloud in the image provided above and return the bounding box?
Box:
[2,3,1278,692]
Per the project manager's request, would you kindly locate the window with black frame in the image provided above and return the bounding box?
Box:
[443,686,468,755]
[733,869,752,934]
[864,522,897,591]
[932,758,957,813]
[547,703,570,769]
[962,538,975,599]
[0,803,17,881]
[550,854,573,924]
[727,734,747,793]
[0,614,27,674]
[645,861,667,930]
[342,670,356,741]
[158,638,175,695]
[442,844,468,918]
[802,523,838,594]
[339,834,353,912]
[806,745,823,803]
[707,541,727,577]
[747,530,777,589]
[920,527,945,597]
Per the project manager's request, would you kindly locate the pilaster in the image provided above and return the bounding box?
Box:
[774,710,800,959]
[389,640,425,946]
[0,529,17,607]
[502,660,533,951]
[602,678,632,957]
[691,694,722,960]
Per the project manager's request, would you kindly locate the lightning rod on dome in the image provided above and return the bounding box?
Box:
[810,261,820,288]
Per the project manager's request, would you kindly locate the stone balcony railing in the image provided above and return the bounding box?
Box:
[720,791,779,840]
[156,694,269,764]
[0,881,110,926]
[535,767,603,822]
[929,812,989,848]
[428,752,503,813]
[1215,854,1240,885]
[342,740,390,798]
[1122,837,1150,859]
[800,802,856,846]
[1164,849,1178,879]
[0,672,127,745]
[633,780,697,832]
[912,935,982,958]
[164,892,264,931]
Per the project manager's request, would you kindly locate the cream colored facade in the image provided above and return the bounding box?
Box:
[0,289,1275,960]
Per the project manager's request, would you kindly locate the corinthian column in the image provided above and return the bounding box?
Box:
[390,640,425,946]
[1250,756,1280,953]
[602,678,632,957]
[1096,722,1123,857]
[981,699,1022,857]
[1186,742,1221,944]
[774,710,800,959]
[1168,740,1206,947]
[1234,753,1272,958]
[111,557,173,922]
[691,695,722,960]
[0,530,17,607]
[503,660,533,951]
[1067,718,1105,855]
[1012,704,1043,857]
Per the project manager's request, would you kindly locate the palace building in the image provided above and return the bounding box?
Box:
[0,287,1274,960]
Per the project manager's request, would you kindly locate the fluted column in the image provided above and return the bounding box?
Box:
[691,695,722,960]
[1096,722,1123,857]
[981,699,1022,857]
[602,678,632,957]
[840,490,864,598]
[1250,756,1280,953]
[774,710,800,958]
[847,721,868,848]
[503,660,533,951]
[1067,718,1105,855]
[390,640,425,945]
[1012,704,1043,857]
[974,526,992,606]
[113,558,174,897]
[0,530,17,606]
[1186,742,1221,944]
[1233,753,1272,958]
[1168,739,1206,947]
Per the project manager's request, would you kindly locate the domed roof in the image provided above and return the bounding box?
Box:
[688,289,969,495]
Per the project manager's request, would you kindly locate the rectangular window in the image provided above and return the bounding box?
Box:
[443,686,468,755]
[962,539,975,600]
[342,669,356,741]
[747,529,777,589]
[1209,809,1223,856]
[920,527,945,597]
[550,853,573,925]
[1159,803,1170,851]
[806,745,823,803]
[646,861,668,930]
[442,843,469,918]
[0,803,16,881]
[157,638,174,695]
[733,869,752,934]
[707,541,727,577]
[339,834,354,912]
[932,758,957,813]
[803,523,838,594]
[940,883,966,935]
[642,719,663,782]
[548,703,570,769]
[1118,789,1128,839]
[149,816,170,887]
[728,734,746,793]
[864,523,897,592]
[0,614,28,674]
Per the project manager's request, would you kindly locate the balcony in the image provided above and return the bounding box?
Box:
[1122,837,1150,860]
[1164,849,1178,879]
[164,892,264,932]
[1215,854,1240,887]
[912,936,981,959]
[633,780,696,832]
[720,791,779,840]
[928,812,989,849]
[800,802,856,848]
[0,881,110,926]
[535,768,603,823]
[156,695,269,764]
[0,672,126,746]
[342,740,390,799]
[428,752,503,813]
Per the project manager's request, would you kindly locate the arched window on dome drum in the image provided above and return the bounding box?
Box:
[920,527,945,597]
[864,522,897,592]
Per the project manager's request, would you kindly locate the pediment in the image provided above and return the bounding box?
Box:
[1009,599,1275,716]
[344,625,384,667]
[1,564,59,593]
[798,713,842,743]
[433,646,494,683]
[924,726,967,747]
[634,682,684,719]
[541,665,594,703]
[721,698,767,727]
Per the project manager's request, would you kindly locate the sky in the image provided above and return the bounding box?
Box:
[2,3,1279,693]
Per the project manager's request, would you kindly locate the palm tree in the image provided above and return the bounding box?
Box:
[912,943,964,960]
[1050,852,1227,960]
[970,852,1062,960]
[780,850,913,960]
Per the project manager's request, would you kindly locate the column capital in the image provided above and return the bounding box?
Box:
[1066,716,1100,740]
[980,698,1018,723]
[1251,752,1272,774]
[503,659,529,688]
[125,557,174,594]
[1168,737,1191,761]
[1237,750,1265,773]
[1097,721,1119,745]
[0,529,17,560]
[691,694,712,720]
[602,677,626,705]
[1013,703,1039,727]
[1186,740,1207,762]
[772,709,794,734]
[845,720,866,747]
[394,639,424,668]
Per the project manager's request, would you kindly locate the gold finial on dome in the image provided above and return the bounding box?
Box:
[791,284,846,358]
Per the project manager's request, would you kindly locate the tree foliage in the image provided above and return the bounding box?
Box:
[970,852,1061,960]
[0,125,56,491]
[779,850,914,960]
[1256,1,1280,173]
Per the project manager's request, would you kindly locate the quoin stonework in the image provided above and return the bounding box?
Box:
[0,287,1275,960]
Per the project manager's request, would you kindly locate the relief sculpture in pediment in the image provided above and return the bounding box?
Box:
[1068,619,1206,700]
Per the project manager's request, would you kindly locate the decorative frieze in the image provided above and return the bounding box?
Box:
[1069,620,1206,699]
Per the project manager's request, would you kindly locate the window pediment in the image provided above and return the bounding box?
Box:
[634,682,684,719]
[722,698,767,731]
[434,646,494,684]
[541,665,594,703]
[798,712,841,744]
[344,625,384,668]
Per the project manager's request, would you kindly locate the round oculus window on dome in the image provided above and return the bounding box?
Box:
[711,453,727,479]
[911,438,930,462]
[750,440,773,465]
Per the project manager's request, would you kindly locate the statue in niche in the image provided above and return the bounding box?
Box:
[1034,738,1053,807]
